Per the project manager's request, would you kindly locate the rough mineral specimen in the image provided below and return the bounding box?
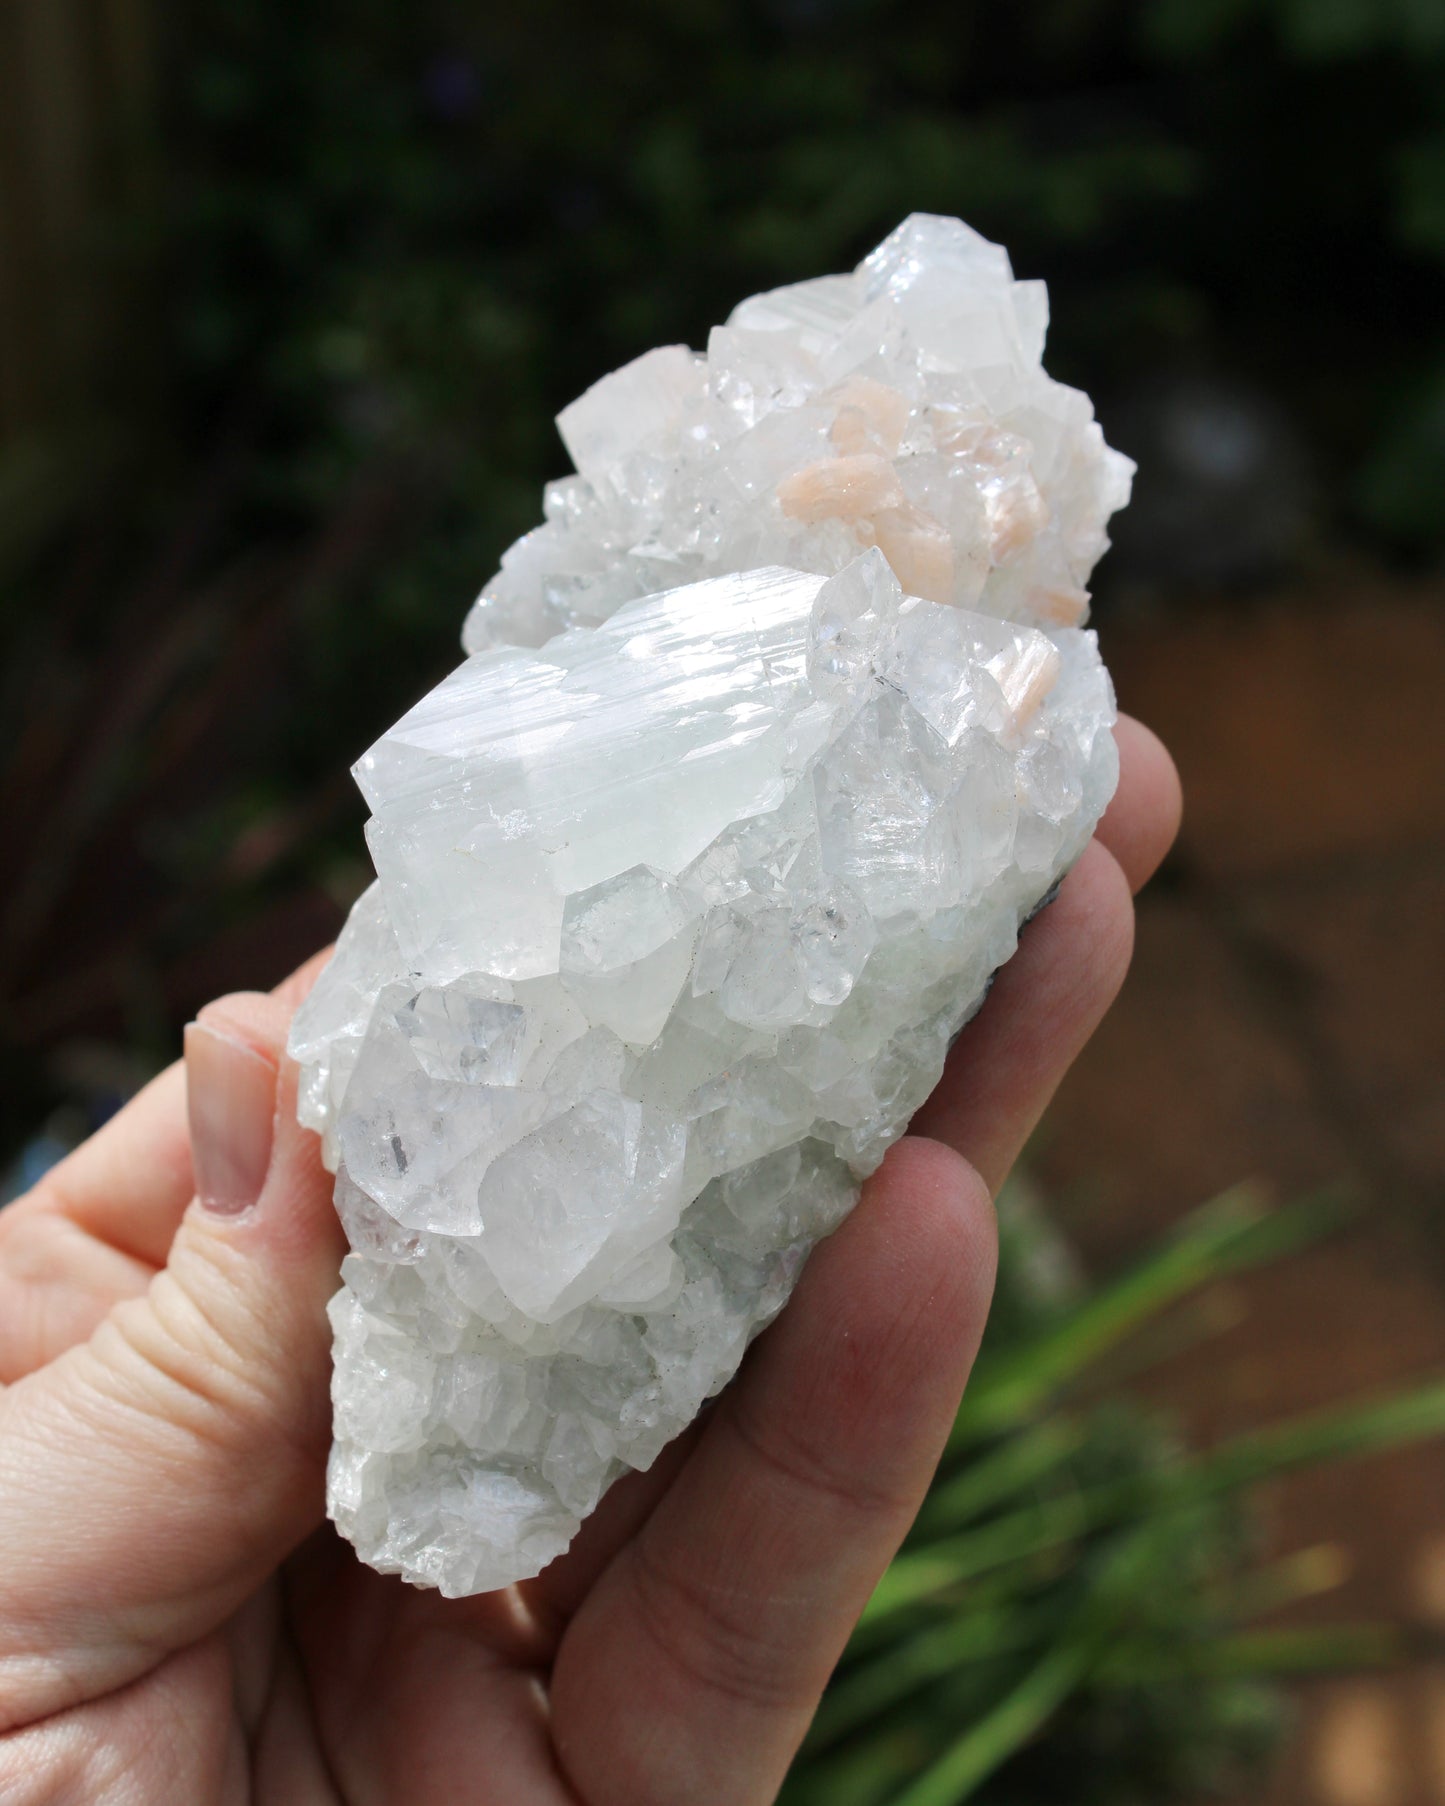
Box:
[289,214,1131,1596]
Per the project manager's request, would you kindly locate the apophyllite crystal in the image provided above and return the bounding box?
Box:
[288,215,1132,1595]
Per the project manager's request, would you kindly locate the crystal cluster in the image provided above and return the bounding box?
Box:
[289,215,1131,1596]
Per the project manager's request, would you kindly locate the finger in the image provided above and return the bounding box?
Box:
[0,953,338,1381]
[59,992,291,1261]
[549,1136,997,1806]
[1095,715,1181,895]
[0,1635,239,1804]
[0,1210,158,1385]
[0,1063,195,1382]
[0,999,345,1731]
[910,837,1135,1194]
[10,954,335,1266]
[10,1061,194,1269]
[283,1533,578,1805]
[0,998,294,1382]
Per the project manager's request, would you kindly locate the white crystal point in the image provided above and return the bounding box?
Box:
[291,216,1130,1597]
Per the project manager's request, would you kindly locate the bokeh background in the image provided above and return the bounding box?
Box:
[2,2,1443,1800]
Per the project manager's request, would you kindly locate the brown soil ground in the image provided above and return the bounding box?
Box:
[1037,572,1445,1806]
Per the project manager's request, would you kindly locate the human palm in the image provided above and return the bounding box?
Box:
[0,722,1177,1805]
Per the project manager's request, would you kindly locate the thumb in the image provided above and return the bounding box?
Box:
[0,994,345,1731]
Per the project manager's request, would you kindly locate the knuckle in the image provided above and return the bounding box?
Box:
[724,1386,914,1525]
[193,991,289,1062]
[626,1535,804,1715]
[93,1267,293,1464]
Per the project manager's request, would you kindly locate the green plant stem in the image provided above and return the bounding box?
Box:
[952,1185,1343,1445]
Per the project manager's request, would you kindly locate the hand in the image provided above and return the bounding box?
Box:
[0,718,1179,1806]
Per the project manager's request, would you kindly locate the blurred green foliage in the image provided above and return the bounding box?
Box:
[157,0,1445,845]
[155,0,1445,581]
[16,0,1445,728]
[782,1180,1445,1802]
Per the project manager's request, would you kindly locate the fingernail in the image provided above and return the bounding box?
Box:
[185,1022,278,1215]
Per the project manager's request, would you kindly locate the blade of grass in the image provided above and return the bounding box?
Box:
[845,1544,1078,1659]
[952,1185,1343,1444]
[863,1493,1100,1629]
[1185,1378,1445,1500]
[914,1417,1087,1537]
[870,1378,1445,1629]
[808,1606,1032,1751]
[892,1642,1092,1805]
[1208,1542,1351,1621]
[890,1527,1162,1805]
[1099,1625,1400,1684]
[781,1730,932,1806]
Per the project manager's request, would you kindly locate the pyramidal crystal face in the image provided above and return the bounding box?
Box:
[289,215,1129,1596]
